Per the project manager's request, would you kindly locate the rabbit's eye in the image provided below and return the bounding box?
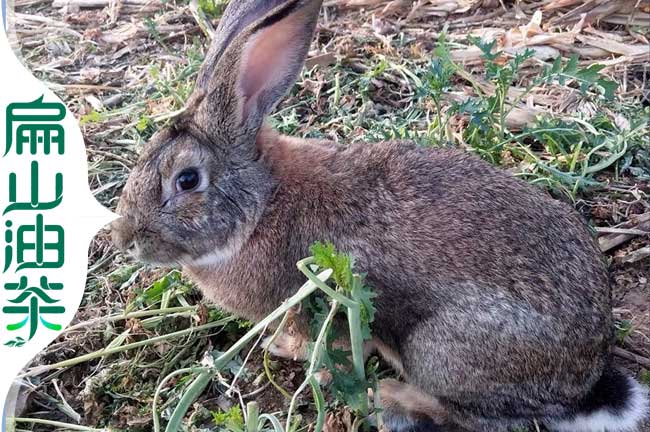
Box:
[176,169,200,192]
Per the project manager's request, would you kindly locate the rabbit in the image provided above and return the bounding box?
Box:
[111,0,650,430]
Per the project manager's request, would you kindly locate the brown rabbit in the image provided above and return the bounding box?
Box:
[111,0,650,430]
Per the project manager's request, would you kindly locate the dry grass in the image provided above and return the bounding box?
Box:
[6,0,650,430]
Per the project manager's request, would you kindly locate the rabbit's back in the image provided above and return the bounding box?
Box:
[321,140,611,330]
[288,138,609,303]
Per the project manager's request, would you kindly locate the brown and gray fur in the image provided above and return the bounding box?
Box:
[112,0,650,430]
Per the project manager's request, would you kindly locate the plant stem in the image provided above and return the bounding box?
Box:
[263,310,294,399]
[63,306,198,334]
[347,302,365,383]
[432,96,444,145]
[372,381,384,430]
[309,376,326,432]
[189,0,215,40]
[212,268,331,371]
[298,260,371,421]
[153,367,199,432]
[20,317,235,378]
[297,260,355,309]
[11,418,107,431]
[164,369,214,432]
[258,414,284,432]
[247,401,260,432]
[285,300,339,431]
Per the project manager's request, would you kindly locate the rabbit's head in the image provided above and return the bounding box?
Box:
[112,0,322,265]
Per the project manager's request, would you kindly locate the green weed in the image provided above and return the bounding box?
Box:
[615,319,634,344]
[640,370,650,386]
[198,0,229,19]
[308,242,377,416]
[212,406,245,431]
[435,36,646,199]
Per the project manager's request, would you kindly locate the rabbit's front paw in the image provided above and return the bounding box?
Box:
[314,368,333,385]
[261,330,308,361]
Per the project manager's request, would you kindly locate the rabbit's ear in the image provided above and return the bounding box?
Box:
[194,0,304,90]
[192,0,322,138]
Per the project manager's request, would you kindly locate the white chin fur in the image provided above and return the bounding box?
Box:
[551,377,650,432]
[183,250,233,267]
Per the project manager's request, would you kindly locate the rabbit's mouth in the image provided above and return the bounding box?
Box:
[124,237,184,266]
[112,219,186,266]
[114,224,245,269]
[111,204,251,268]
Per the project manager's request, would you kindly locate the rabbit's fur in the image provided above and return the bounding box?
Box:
[112,0,649,430]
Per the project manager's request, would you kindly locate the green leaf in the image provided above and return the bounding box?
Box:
[353,277,377,340]
[80,110,102,125]
[310,241,353,291]
[468,36,500,61]
[198,0,228,19]
[136,116,150,132]
[597,78,618,100]
[211,405,244,432]
[640,370,650,386]
[548,56,619,99]
[615,319,633,343]
[564,55,579,74]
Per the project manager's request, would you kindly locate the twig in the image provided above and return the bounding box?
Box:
[52,379,81,423]
[87,148,135,167]
[613,346,650,369]
[52,0,160,7]
[595,227,649,235]
[190,0,215,40]
[618,246,650,264]
[599,212,650,252]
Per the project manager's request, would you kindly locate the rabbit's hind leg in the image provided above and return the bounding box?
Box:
[377,379,452,432]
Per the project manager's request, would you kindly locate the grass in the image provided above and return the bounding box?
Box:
[74,12,649,205]
[9,1,650,431]
[81,29,649,204]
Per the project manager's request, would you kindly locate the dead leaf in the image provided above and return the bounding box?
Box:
[577,34,649,56]
[100,22,138,44]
